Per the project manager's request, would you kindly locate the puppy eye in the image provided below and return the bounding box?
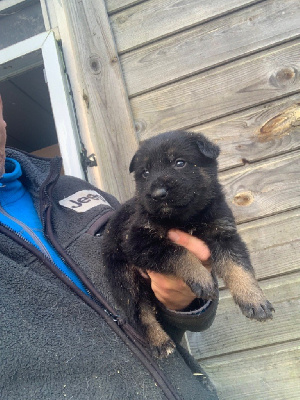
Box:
[142,169,150,178]
[175,159,186,168]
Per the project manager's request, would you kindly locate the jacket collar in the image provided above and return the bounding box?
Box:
[5,148,62,220]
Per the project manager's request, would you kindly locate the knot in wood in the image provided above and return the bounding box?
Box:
[111,56,118,65]
[116,15,128,24]
[269,67,298,89]
[233,191,254,206]
[89,54,102,75]
[256,103,300,142]
[134,119,146,135]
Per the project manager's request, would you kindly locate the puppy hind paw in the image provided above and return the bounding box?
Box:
[239,299,275,321]
[150,338,176,359]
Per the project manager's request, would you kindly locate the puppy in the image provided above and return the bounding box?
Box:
[102,131,274,357]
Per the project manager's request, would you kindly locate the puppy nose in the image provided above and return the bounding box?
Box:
[151,187,168,200]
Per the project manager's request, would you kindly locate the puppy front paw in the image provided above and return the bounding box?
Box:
[187,280,218,300]
[238,298,275,321]
[221,262,275,321]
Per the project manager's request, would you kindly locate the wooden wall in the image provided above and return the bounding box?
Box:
[105,0,300,398]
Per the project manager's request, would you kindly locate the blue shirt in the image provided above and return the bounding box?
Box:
[0,158,89,295]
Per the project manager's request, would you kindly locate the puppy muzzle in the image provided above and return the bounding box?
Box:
[151,187,168,201]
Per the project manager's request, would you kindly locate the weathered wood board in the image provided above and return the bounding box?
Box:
[62,0,138,201]
[238,208,300,280]
[187,272,300,359]
[109,0,262,53]
[103,2,300,400]
[201,340,300,400]
[131,40,300,138]
[120,0,300,96]
[105,0,142,14]
[198,95,300,171]
[220,150,300,224]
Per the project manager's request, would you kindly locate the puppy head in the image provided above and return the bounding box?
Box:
[129,131,220,220]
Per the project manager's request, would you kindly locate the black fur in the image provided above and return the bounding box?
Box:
[102,131,274,357]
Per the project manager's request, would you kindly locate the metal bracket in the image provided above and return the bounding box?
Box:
[80,147,97,170]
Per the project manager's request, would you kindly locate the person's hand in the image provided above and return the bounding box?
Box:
[144,230,211,310]
[0,95,7,177]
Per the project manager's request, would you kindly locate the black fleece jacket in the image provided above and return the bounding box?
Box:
[0,148,219,400]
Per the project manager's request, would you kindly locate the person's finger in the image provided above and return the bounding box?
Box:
[168,229,211,268]
[138,268,150,280]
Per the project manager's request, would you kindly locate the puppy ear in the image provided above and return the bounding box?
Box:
[196,136,220,159]
[129,154,137,173]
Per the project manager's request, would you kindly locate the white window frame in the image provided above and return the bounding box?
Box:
[0,31,84,179]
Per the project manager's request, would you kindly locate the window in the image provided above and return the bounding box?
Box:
[0,31,84,179]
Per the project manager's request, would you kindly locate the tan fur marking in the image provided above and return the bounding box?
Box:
[199,168,211,181]
[176,251,214,287]
[140,304,171,348]
[222,261,266,305]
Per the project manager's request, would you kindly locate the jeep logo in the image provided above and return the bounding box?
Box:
[59,190,111,213]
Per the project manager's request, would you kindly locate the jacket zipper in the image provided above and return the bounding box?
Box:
[0,206,90,295]
[0,205,52,259]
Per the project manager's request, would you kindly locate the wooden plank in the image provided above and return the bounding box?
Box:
[200,341,300,400]
[238,209,300,280]
[187,272,300,359]
[62,0,138,202]
[121,0,300,96]
[197,95,300,171]
[220,151,300,224]
[136,95,300,172]
[105,0,144,14]
[131,40,300,138]
[110,0,262,53]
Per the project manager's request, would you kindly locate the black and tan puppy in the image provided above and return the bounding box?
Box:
[102,131,274,357]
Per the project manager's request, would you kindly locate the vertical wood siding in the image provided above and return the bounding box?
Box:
[61,0,138,202]
[103,0,300,398]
